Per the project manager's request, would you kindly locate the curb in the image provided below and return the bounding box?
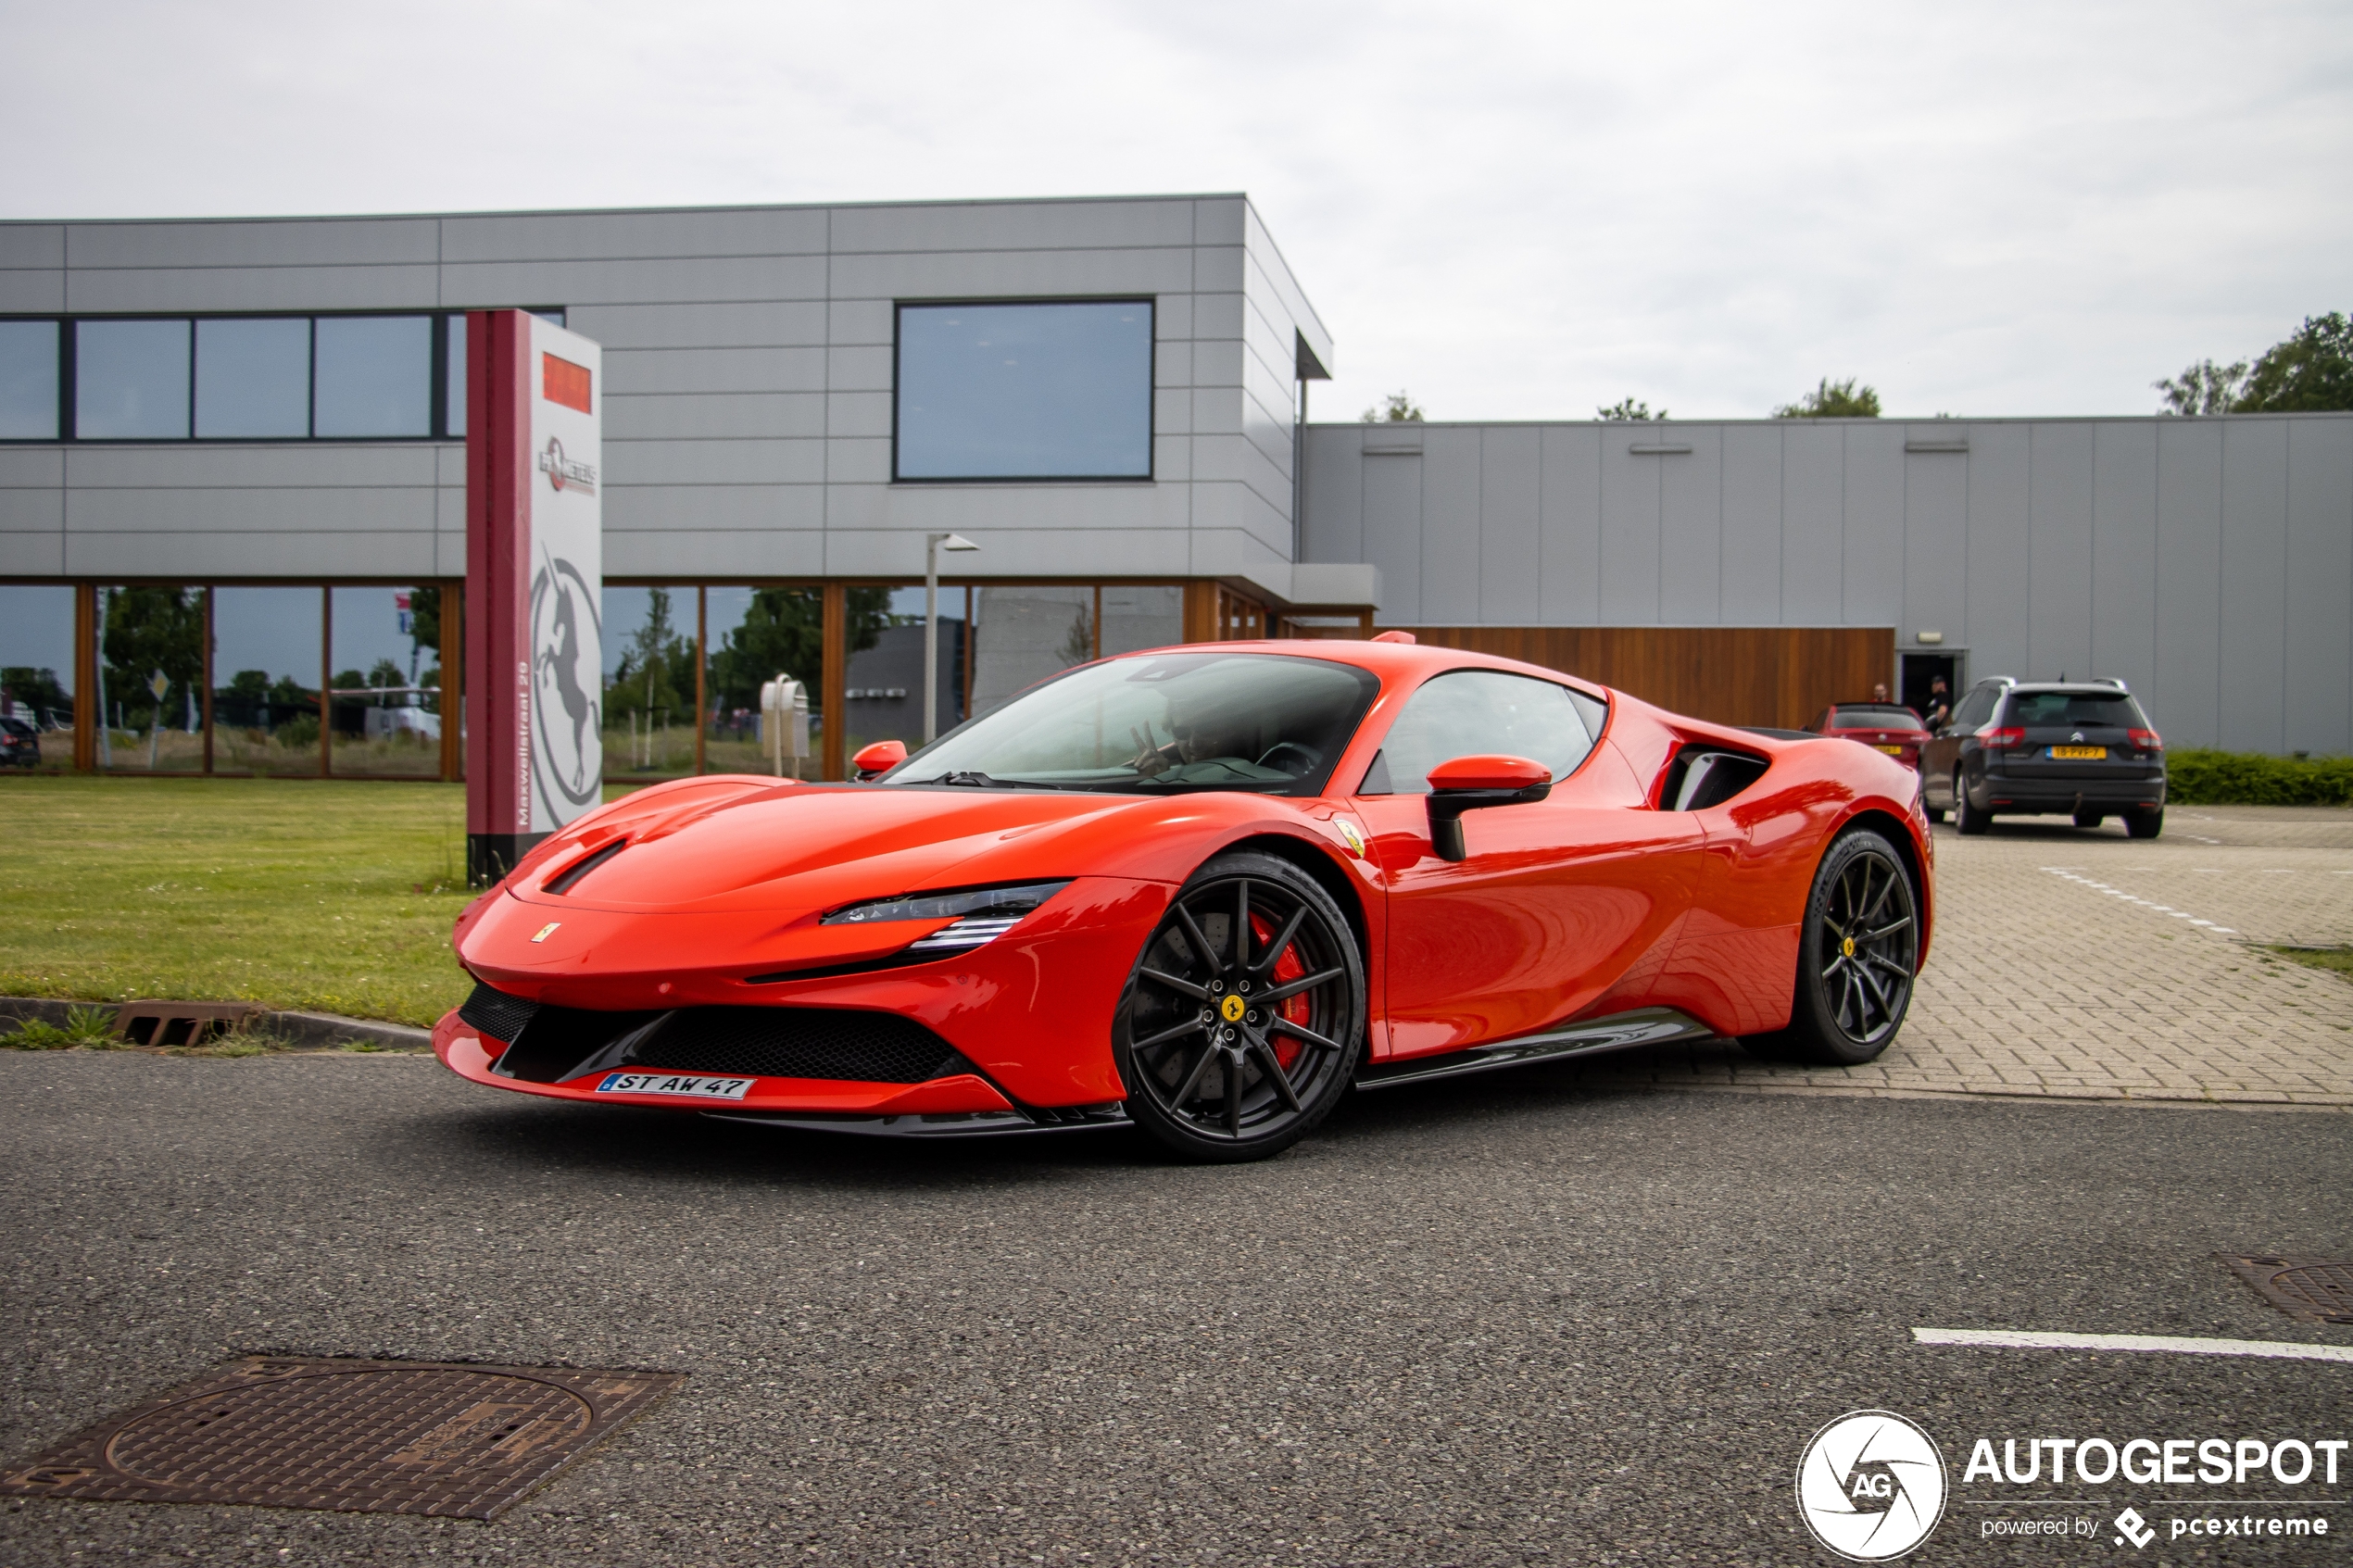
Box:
[0,996,434,1053]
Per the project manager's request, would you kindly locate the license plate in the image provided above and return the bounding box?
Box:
[594,1072,755,1100]
[1873,744,1905,755]
[2048,746,2106,759]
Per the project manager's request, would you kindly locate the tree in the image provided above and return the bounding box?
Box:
[1773,377,1881,418]
[1360,391,1424,422]
[2235,312,2353,412]
[1596,397,1663,421]
[0,666,71,728]
[707,587,889,714]
[2154,358,2247,416]
[99,587,204,729]
[606,586,695,720]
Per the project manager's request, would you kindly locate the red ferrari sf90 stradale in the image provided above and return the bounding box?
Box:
[435,637,1932,1161]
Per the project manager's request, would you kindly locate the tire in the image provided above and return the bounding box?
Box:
[1954,771,1991,835]
[1924,805,1946,825]
[1749,829,1920,1066]
[1114,851,1365,1163]
[2073,811,2105,829]
[2124,807,2164,840]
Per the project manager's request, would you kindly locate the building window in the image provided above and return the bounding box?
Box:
[895,300,1153,481]
[76,320,192,439]
[314,316,433,437]
[0,320,60,440]
[195,317,311,438]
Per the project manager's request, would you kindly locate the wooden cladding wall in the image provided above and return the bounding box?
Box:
[1389,626,1895,731]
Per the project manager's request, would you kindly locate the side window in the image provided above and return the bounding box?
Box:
[1359,670,1598,796]
[1954,687,1998,730]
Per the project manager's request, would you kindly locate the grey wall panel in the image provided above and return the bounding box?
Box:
[65,219,439,269]
[1156,341,1196,392]
[604,529,826,579]
[824,391,893,440]
[1780,425,1843,624]
[1299,429,1363,566]
[602,440,827,487]
[1155,293,1196,343]
[828,476,1189,541]
[2217,420,2290,753]
[2026,422,2095,681]
[1241,203,1331,371]
[564,300,829,350]
[0,449,67,486]
[1657,428,1723,624]
[68,265,440,313]
[1193,199,1248,247]
[1152,433,1192,483]
[828,247,1194,301]
[68,531,435,579]
[64,444,440,489]
[2151,420,2223,746]
[0,533,66,573]
[603,392,825,441]
[1964,423,2032,687]
[601,483,825,533]
[1188,290,1244,342]
[1188,386,1242,438]
[435,485,463,533]
[434,531,465,577]
[65,487,436,534]
[604,345,826,396]
[0,489,64,530]
[1478,427,1541,623]
[440,207,829,263]
[0,270,66,311]
[1192,246,1247,295]
[443,256,826,307]
[2089,422,2158,697]
[1362,455,1423,623]
[825,345,894,393]
[1900,441,1967,646]
[1417,428,1482,624]
[831,199,1197,256]
[1718,425,1782,624]
[1154,385,1194,436]
[828,297,894,346]
[1598,436,1663,621]
[2283,419,2353,757]
[0,225,67,269]
[1843,425,1905,624]
[1538,426,1603,623]
[824,436,892,485]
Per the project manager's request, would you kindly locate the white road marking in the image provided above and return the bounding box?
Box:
[2042,868,2236,935]
[1914,1327,2353,1365]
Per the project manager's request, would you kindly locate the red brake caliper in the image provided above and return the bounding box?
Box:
[1249,912,1309,1070]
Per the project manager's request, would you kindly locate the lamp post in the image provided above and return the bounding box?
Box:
[925,533,978,744]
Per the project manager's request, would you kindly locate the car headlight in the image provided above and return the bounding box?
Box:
[820,881,1073,954]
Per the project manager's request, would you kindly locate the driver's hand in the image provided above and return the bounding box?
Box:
[1127,725,1174,778]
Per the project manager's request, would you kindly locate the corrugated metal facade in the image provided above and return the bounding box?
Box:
[1301,417,2353,756]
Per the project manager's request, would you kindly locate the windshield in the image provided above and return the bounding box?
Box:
[1831,706,1926,733]
[2003,691,2144,728]
[885,651,1379,795]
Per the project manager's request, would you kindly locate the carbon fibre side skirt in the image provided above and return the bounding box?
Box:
[1351,1007,1718,1092]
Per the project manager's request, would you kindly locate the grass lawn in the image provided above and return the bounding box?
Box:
[2271,946,2353,985]
[0,775,491,1027]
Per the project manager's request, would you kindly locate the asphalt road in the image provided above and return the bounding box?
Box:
[4,1052,2348,1566]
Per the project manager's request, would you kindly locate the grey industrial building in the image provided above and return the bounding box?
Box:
[2,193,2348,777]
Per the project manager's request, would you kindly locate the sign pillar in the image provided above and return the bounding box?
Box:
[465,309,604,885]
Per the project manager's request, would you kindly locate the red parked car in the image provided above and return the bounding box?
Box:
[1805,703,1930,771]
[437,639,1934,1161]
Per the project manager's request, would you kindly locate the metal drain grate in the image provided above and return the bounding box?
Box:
[0,1356,681,1518]
[2217,1254,2353,1325]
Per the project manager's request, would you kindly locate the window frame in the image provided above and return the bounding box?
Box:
[1355,665,1612,796]
[890,295,1158,485]
[0,309,562,444]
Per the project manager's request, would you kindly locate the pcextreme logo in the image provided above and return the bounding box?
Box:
[1797,1411,1949,1561]
[537,437,598,495]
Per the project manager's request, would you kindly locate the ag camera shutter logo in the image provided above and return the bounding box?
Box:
[1796,1410,1948,1560]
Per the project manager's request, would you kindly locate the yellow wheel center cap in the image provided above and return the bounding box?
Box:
[1221,995,1247,1023]
[1841,936,1856,959]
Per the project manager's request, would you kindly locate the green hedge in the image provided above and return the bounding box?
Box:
[2166,748,2353,807]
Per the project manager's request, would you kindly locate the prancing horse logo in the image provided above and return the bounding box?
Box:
[1220,995,1247,1023]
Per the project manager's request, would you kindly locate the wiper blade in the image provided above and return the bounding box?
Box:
[925,771,1014,787]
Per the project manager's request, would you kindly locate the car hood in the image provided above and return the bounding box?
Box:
[505,778,1183,917]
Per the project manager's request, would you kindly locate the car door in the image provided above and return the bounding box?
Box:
[1923,684,1994,808]
[1352,670,1706,1060]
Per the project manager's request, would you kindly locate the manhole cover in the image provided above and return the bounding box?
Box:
[0,1356,681,1518]
[2217,1254,2353,1325]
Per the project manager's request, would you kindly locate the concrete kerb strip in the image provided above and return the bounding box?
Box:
[0,995,431,1053]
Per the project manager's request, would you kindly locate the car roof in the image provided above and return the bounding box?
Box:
[1114,638,1615,701]
[2001,683,2135,696]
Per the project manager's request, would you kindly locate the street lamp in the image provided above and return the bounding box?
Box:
[925,533,978,743]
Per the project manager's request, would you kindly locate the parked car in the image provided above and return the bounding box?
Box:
[0,716,40,769]
[1804,703,1929,770]
[435,639,1935,1162]
[1921,678,2165,837]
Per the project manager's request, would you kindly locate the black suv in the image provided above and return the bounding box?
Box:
[1920,679,2166,838]
[0,716,40,769]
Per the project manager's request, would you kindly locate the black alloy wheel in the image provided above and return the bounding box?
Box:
[1115,851,1365,1162]
[1746,829,1919,1066]
[1954,770,1992,835]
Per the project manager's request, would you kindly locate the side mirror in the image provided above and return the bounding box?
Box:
[1425,754,1552,862]
[851,739,907,780]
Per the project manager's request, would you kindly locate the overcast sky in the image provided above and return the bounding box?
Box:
[5,0,2347,422]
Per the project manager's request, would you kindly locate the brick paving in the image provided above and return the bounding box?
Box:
[1566,805,2353,1109]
